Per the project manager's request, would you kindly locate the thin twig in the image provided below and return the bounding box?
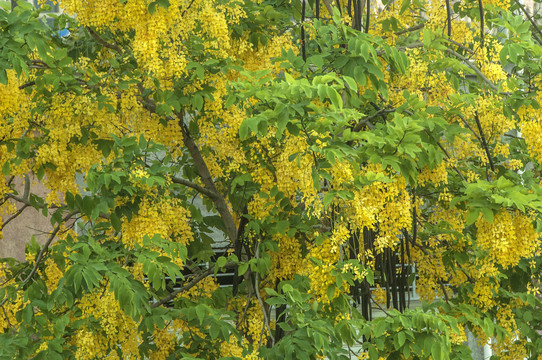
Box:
[377,42,423,56]
[0,204,29,230]
[254,243,275,347]
[365,0,370,33]
[513,0,542,46]
[446,39,475,55]
[445,0,452,37]
[301,0,306,61]
[478,0,484,47]
[423,130,467,182]
[22,211,78,284]
[454,113,483,144]
[383,23,425,38]
[474,112,495,172]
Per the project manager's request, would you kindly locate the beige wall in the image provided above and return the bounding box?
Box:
[1,177,53,262]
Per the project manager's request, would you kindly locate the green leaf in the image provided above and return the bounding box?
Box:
[2,161,10,176]
[326,285,335,300]
[225,94,236,108]
[238,262,249,276]
[480,207,494,223]
[398,331,406,347]
[327,86,343,109]
[195,305,206,325]
[323,192,335,208]
[193,93,204,111]
[22,304,33,323]
[466,209,480,225]
[216,256,227,271]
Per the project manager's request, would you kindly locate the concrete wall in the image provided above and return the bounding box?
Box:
[1,176,53,262]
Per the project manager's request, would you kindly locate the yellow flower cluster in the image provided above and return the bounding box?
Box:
[330,224,350,252]
[412,247,449,302]
[491,336,529,360]
[522,119,542,163]
[75,290,141,359]
[449,325,467,345]
[240,301,267,341]
[122,196,194,250]
[417,162,448,187]
[220,335,244,358]
[0,264,25,333]
[476,211,539,268]
[270,234,302,280]
[372,284,387,308]
[303,239,342,304]
[181,276,219,299]
[342,167,411,254]
[149,326,176,360]
[43,258,63,293]
[470,275,497,312]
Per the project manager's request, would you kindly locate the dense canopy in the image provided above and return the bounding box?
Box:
[2,0,542,358]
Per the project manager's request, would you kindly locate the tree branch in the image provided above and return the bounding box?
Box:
[352,108,392,132]
[478,0,484,47]
[445,48,499,92]
[86,27,122,55]
[254,242,274,347]
[178,117,238,245]
[151,262,235,308]
[171,176,219,199]
[0,204,29,231]
[445,0,452,38]
[136,87,238,245]
[22,211,79,284]
[474,112,495,172]
[513,0,542,46]
[18,81,35,90]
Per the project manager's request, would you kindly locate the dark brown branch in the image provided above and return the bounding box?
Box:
[365,0,370,33]
[424,130,467,182]
[474,112,495,172]
[151,262,234,308]
[321,0,334,17]
[478,0,484,47]
[439,280,450,303]
[0,204,29,230]
[137,87,238,245]
[384,23,425,38]
[171,176,219,199]
[445,0,452,38]
[352,108,392,132]
[86,27,122,55]
[301,0,306,61]
[18,81,35,90]
[452,114,480,142]
[178,118,238,245]
[513,0,542,46]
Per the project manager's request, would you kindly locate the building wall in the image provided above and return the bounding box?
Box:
[1,177,53,261]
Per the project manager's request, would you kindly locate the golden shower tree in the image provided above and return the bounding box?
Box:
[2,0,542,358]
